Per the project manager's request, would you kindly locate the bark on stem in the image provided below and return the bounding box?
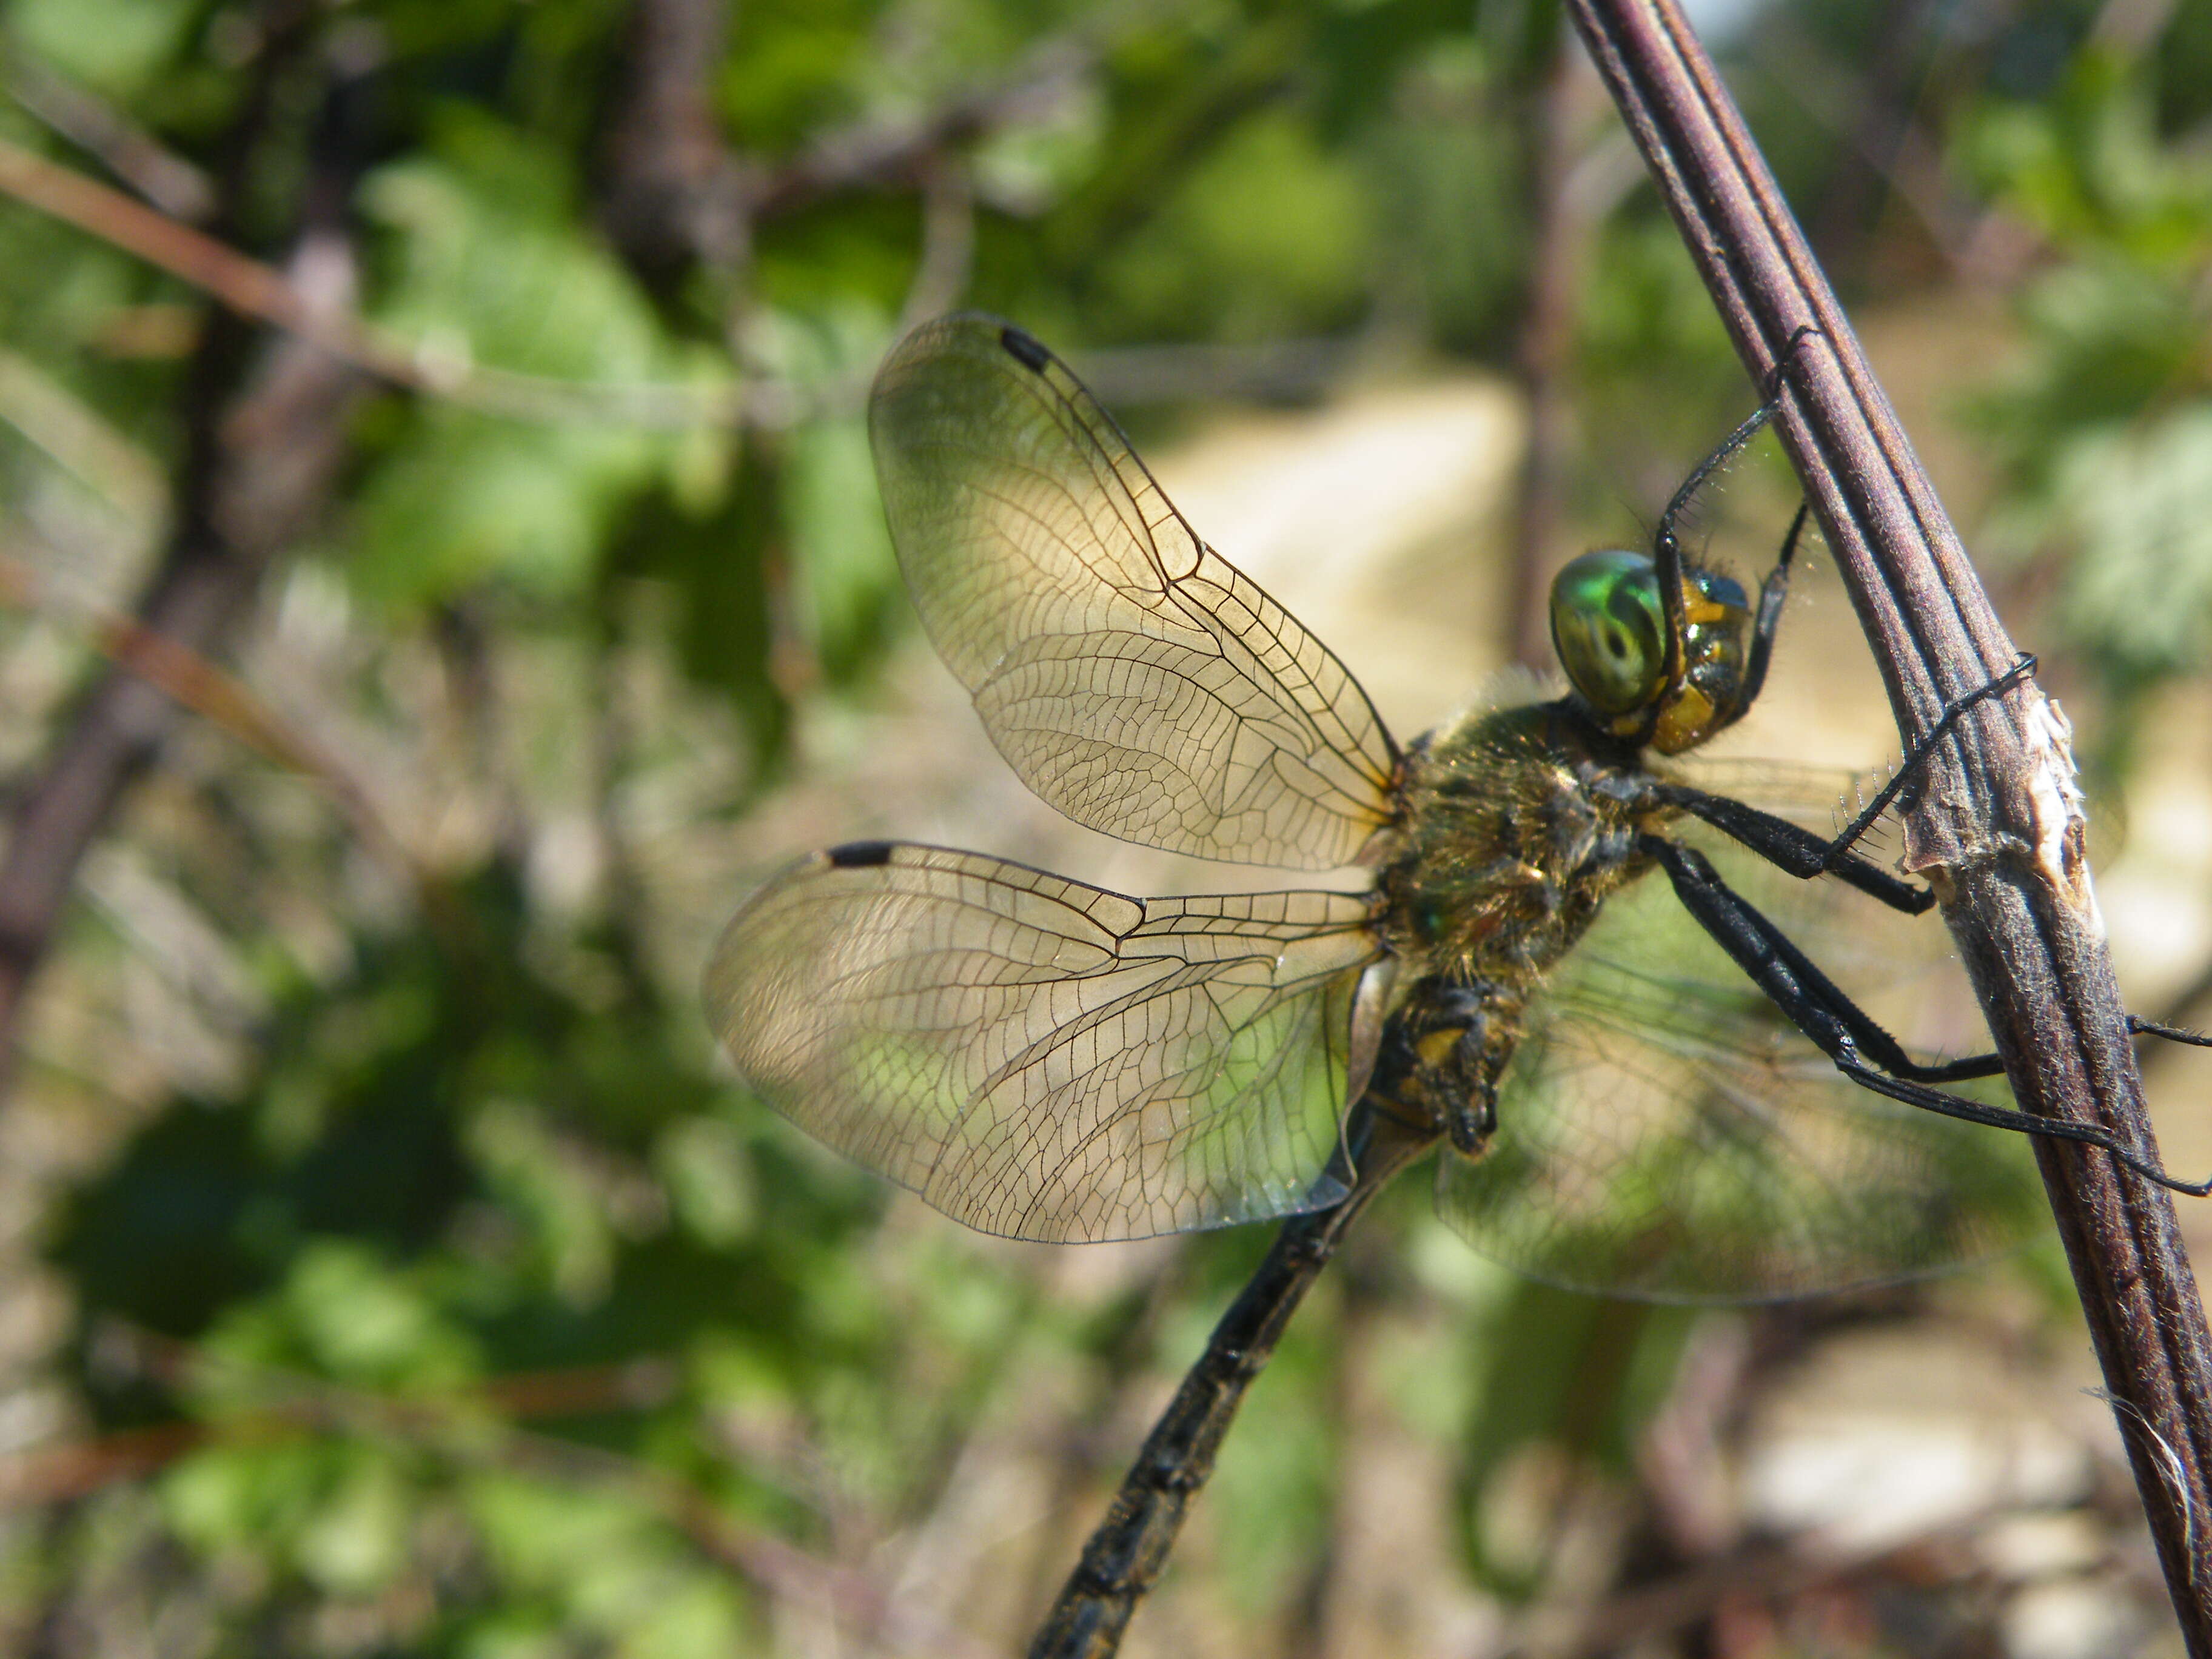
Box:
[1562,1,2212,1646]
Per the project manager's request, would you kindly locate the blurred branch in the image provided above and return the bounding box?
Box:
[2094,0,2183,53]
[1501,1519,1992,1659]
[1059,333,1364,406]
[595,0,1071,322]
[0,36,216,221]
[0,1351,678,1506]
[746,38,1090,220]
[597,0,748,284]
[1565,1,2212,1649]
[0,28,366,1099]
[37,1325,996,1659]
[0,549,424,894]
[894,153,977,336]
[1506,31,1604,672]
[1747,18,2035,289]
[0,344,167,525]
[0,31,1092,429]
[0,135,754,427]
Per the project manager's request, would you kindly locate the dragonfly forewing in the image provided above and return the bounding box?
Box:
[705,843,1384,1242]
[869,315,1399,870]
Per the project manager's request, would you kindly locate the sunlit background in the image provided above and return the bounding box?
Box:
[0,0,2209,1654]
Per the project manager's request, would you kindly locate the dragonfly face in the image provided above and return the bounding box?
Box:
[704,314,2040,1301]
[1548,548,1754,752]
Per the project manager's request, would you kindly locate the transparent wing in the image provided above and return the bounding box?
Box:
[869,314,1399,870]
[705,842,1382,1242]
[1436,822,2046,1301]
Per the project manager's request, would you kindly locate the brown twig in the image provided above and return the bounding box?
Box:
[595,0,749,286]
[1563,2,2212,1649]
[0,39,1092,428]
[0,135,754,427]
[0,550,424,894]
[745,37,1091,223]
[1498,1520,1992,1659]
[0,38,216,221]
[0,24,365,1098]
[1506,28,1601,671]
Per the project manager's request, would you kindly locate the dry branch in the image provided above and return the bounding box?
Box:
[0,28,367,1093]
[1563,1,2212,1647]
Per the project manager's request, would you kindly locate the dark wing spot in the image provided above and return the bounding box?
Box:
[826,840,896,868]
[999,326,1052,373]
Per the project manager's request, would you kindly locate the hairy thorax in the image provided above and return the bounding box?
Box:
[1376,702,1678,991]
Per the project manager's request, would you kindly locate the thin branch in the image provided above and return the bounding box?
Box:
[0,343,167,525]
[746,38,1092,221]
[1499,1515,1993,1659]
[0,37,216,221]
[0,548,425,895]
[1506,32,1603,671]
[1563,3,2212,1650]
[0,1353,677,1506]
[119,1328,994,1659]
[0,29,367,1096]
[894,152,978,335]
[0,136,754,427]
[0,38,1093,429]
[595,0,748,284]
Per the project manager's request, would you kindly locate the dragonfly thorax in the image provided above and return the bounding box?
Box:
[1376,702,1675,990]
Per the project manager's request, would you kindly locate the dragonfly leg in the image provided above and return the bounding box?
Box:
[2130,1015,2212,1049]
[1725,499,1811,722]
[1648,836,2000,1080]
[1651,327,1821,705]
[1652,327,1818,579]
[1644,834,2212,1198]
[1657,782,1934,916]
[1815,655,2039,868]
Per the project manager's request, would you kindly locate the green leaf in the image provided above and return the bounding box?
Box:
[349,116,720,606]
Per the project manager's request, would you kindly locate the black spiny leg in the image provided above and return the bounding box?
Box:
[1721,498,1810,728]
[1651,326,1820,699]
[2128,1016,2212,1065]
[1808,654,2039,871]
[1658,783,1934,916]
[1644,835,2212,1198]
[2131,1016,2212,1048]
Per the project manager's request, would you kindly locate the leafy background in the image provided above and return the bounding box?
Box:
[0,0,2210,1655]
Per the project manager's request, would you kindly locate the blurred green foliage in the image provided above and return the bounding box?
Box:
[0,0,2205,1653]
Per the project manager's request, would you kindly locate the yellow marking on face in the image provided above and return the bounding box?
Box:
[1654,686,1717,753]
[1681,586,1733,626]
[1417,1028,1461,1069]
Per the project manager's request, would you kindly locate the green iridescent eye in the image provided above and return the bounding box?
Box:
[1550,549,1666,716]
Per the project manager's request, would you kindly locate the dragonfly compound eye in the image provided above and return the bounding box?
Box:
[1550,549,1667,716]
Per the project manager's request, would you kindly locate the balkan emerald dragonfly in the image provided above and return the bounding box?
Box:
[703,313,2210,1657]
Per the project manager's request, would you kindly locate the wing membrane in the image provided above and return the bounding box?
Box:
[705,842,1382,1241]
[869,314,1399,869]
[1436,830,2045,1300]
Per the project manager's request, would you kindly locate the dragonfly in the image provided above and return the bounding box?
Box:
[704,313,2211,1658]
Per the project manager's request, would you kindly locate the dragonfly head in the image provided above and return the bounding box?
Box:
[1549,549,1752,755]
